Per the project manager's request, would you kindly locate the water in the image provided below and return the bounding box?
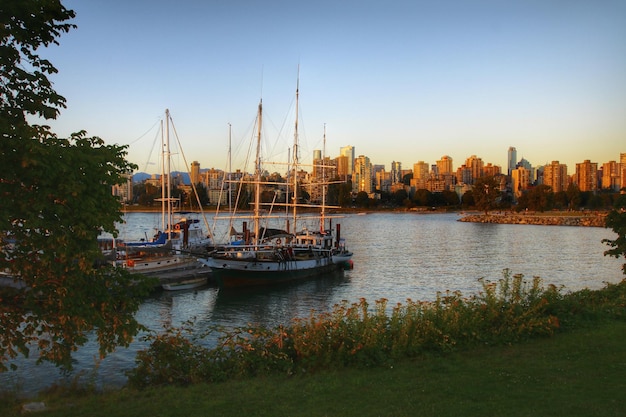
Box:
[2,212,623,395]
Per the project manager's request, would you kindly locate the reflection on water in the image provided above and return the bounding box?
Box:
[2,212,623,395]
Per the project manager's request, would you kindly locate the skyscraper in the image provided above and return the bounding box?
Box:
[190,161,201,185]
[391,161,402,184]
[436,155,453,175]
[413,161,429,180]
[621,153,626,192]
[511,167,530,200]
[353,155,372,194]
[601,161,621,191]
[340,145,355,178]
[575,160,598,192]
[507,147,517,176]
[465,155,484,184]
[543,161,568,193]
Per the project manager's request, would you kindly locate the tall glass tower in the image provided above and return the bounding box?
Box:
[340,145,355,177]
[507,147,517,176]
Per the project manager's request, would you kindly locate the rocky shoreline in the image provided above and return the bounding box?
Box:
[458,212,607,227]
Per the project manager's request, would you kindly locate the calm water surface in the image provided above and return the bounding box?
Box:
[3,212,623,395]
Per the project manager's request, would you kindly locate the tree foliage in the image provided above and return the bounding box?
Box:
[471,176,501,214]
[0,0,154,371]
[603,197,626,275]
[354,191,370,208]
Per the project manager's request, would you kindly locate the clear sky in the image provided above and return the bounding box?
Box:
[40,0,625,175]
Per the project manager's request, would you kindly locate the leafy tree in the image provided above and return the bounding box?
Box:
[472,176,501,214]
[337,181,352,207]
[392,188,408,207]
[518,184,552,212]
[461,190,474,208]
[260,189,276,203]
[553,191,568,210]
[442,189,460,206]
[326,179,339,206]
[0,0,154,371]
[354,191,370,208]
[566,184,581,209]
[413,189,432,207]
[135,182,159,206]
[428,192,441,206]
[603,197,626,275]
[192,182,209,207]
[234,182,252,209]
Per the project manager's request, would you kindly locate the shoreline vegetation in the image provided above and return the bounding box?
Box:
[3,272,625,416]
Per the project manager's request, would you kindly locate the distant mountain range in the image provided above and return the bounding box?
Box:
[133,171,191,185]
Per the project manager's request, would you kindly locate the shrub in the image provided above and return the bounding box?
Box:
[128,271,626,388]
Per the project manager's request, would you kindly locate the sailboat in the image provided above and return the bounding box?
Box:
[197,81,353,288]
[114,110,212,282]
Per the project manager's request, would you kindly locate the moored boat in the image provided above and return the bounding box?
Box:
[103,110,213,280]
[198,79,352,288]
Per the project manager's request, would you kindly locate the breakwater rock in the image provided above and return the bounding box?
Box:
[458,213,607,227]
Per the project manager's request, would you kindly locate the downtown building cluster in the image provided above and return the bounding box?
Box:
[116,147,626,205]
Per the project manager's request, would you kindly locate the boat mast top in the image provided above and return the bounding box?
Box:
[292,70,300,230]
[321,123,326,231]
[165,109,172,234]
[228,123,232,212]
[253,100,263,246]
[160,118,166,233]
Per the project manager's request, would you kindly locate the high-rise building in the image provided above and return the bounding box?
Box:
[621,153,626,192]
[465,155,484,184]
[353,155,372,194]
[511,167,530,200]
[483,163,501,177]
[340,145,355,177]
[201,168,227,205]
[436,155,453,175]
[575,160,598,192]
[517,157,535,183]
[413,161,429,180]
[507,147,517,176]
[391,161,402,184]
[311,156,338,203]
[375,169,391,193]
[412,161,430,190]
[112,171,133,203]
[602,161,621,191]
[456,165,472,185]
[190,161,201,185]
[336,155,349,180]
[543,161,568,193]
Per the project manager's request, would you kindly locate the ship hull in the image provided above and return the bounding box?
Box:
[198,255,348,288]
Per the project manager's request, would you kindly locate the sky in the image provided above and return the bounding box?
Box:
[40,0,626,175]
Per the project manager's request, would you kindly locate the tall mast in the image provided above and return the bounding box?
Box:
[286,148,290,219]
[292,71,300,229]
[228,123,232,212]
[321,123,326,231]
[253,100,263,246]
[165,109,172,235]
[160,118,165,232]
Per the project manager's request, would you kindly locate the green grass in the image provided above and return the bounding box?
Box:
[3,320,625,417]
[3,274,625,416]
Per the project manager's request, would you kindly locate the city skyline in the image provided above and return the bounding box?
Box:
[38,1,625,174]
[134,144,625,181]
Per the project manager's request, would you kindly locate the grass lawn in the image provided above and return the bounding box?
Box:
[4,319,625,417]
